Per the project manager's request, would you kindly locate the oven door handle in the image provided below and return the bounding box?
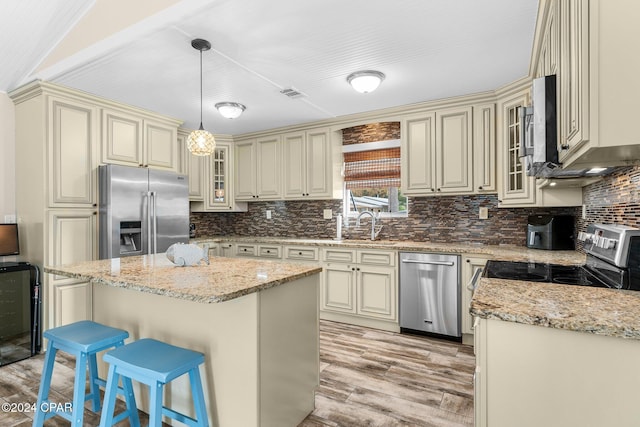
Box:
[467,267,484,291]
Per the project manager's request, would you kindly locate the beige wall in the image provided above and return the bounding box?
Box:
[0,92,15,221]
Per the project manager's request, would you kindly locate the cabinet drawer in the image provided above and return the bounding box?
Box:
[357,250,396,266]
[258,245,281,258]
[284,246,318,262]
[235,244,257,256]
[323,249,356,263]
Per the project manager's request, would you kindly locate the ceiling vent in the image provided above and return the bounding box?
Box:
[280,87,306,99]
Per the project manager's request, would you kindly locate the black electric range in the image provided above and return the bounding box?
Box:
[483,261,611,288]
[484,224,640,291]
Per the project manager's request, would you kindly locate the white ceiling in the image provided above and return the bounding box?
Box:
[2,0,539,135]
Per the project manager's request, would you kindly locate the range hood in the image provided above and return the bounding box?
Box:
[519,75,616,180]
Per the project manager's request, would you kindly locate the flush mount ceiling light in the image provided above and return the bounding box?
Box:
[215,102,246,119]
[347,70,385,93]
[187,38,215,156]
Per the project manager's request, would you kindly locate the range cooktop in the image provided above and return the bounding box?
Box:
[483,261,611,288]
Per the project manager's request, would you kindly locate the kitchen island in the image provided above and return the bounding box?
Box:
[45,254,322,427]
[470,277,640,427]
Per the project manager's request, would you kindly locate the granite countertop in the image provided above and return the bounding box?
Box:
[45,254,322,304]
[193,236,586,265]
[471,277,640,340]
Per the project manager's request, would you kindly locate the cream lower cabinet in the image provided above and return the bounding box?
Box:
[474,317,640,427]
[461,256,488,344]
[320,248,398,332]
[47,209,97,327]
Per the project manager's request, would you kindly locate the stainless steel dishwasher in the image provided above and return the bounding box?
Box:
[399,252,461,339]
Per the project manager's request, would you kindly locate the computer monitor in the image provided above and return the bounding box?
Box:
[0,224,20,256]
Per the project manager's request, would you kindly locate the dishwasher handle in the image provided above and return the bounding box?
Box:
[401,259,455,267]
[467,267,484,291]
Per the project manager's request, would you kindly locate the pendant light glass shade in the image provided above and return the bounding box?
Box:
[347,70,385,93]
[187,124,216,156]
[188,38,215,156]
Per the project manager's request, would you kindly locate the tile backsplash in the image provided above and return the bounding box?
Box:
[191,166,640,247]
[579,166,640,230]
[191,195,578,246]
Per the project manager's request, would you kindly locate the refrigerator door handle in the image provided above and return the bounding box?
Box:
[151,191,158,254]
[146,191,153,254]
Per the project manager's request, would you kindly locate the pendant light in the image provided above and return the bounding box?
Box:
[187,38,215,156]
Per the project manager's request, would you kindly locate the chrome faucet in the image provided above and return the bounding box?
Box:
[356,211,377,240]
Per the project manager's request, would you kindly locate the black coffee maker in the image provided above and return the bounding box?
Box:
[526,215,575,250]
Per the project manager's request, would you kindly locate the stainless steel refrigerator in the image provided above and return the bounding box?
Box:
[98,164,189,259]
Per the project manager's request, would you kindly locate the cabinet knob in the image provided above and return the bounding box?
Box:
[352,267,356,271]
[93,203,97,207]
[266,250,271,253]
[430,188,435,192]
[478,186,483,190]
[437,188,441,192]
[298,251,303,255]
[561,144,570,150]
[466,259,470,263]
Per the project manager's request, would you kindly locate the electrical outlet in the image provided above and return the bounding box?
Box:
[479,207,489,220]
[323,209,332,219]
[266,210,272,219]
[4,214,16,223]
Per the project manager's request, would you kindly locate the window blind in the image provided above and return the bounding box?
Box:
[343,147,400,189]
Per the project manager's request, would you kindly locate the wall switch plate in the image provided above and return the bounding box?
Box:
[582,204,587,219]
[479,207,489,220]
[323,209,332,219]
[4,214,16,223]
[266,210,272,219]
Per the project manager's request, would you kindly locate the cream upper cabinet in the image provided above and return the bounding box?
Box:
[102,108,179,171]
[191,141,247,212]
[535,0,559,79]
[177,130,205,201]
[283,128,334,200]
[473,103,497,193]
[101,108,143,167]
[144,119,177,170]
[48,95,98,208]
[549,0,640,168]
[497,88,536,207]
[558,0,589,162]
[402,106,475,195]
[436,106,474,194]
[402,112,436,194]
[235,136,282,201]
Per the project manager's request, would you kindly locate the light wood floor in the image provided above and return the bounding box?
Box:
[300,321,475,427]
[0,320,474,427]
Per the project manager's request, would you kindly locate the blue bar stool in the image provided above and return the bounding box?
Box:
[100,338,209,427]
[33,320,139,427]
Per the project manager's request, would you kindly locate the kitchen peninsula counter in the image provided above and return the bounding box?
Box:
[470,278,640,427]
[45,254,321,427]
